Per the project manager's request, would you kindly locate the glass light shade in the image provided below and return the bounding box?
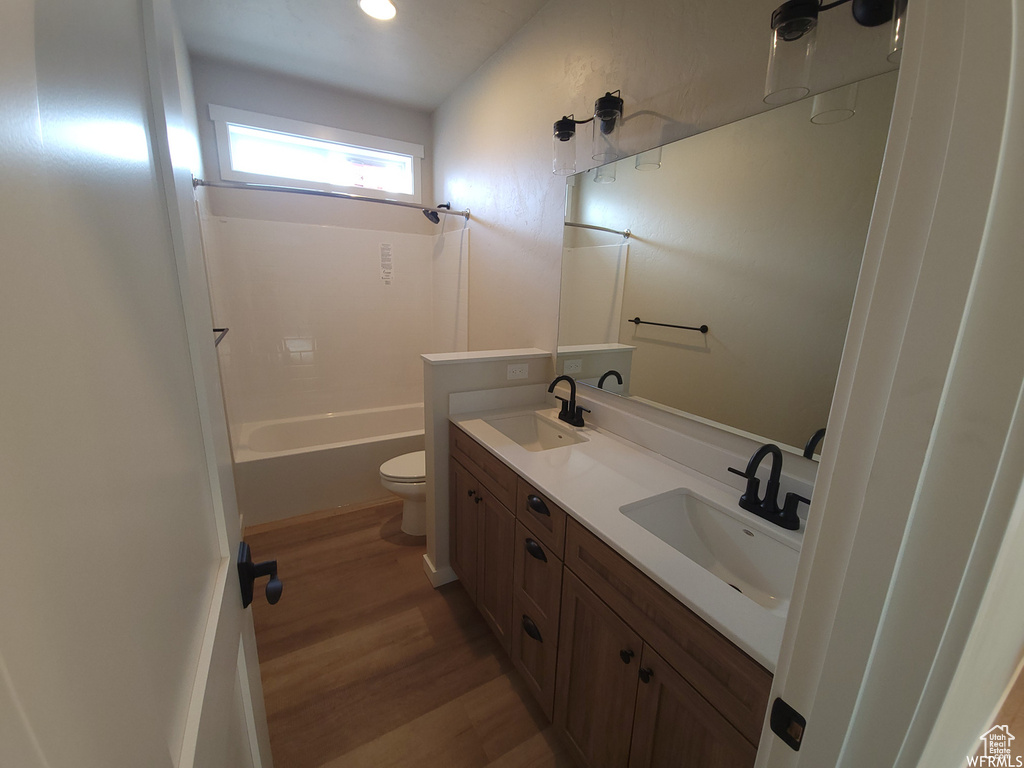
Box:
[358,0,396,20]
[888,0,908,63]
[594,161,617,184]
[553,134,576,176]
[592,119,620,163]
[811,82,858,124]
[635,147,662,171]
[764,25,817,105]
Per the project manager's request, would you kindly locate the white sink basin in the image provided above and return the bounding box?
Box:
[484,412,588,452]
[620,489,799,612]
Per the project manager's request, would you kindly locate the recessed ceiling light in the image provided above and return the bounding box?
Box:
[359,0,396,21]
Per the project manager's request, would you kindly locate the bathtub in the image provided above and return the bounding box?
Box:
[232,404,425,526]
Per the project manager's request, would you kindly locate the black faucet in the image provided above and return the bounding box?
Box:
[548,375,590,427]
[728,444,809,530]
[598,370,623,390]
[803,427,826,459]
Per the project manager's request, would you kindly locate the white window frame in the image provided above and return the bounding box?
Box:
[208,104,424,204]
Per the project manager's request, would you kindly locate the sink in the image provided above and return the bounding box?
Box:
[484,412,588,452]
[620,489,799,612]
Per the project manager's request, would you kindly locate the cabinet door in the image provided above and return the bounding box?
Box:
[555,571,642,768]
[476,486,515,653]
[629,646,756,768]
[449,459,478,600]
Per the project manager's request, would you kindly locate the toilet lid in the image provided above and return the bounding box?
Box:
[380,450,426,482]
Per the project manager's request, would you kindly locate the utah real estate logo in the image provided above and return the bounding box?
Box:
[969,725,1023,767]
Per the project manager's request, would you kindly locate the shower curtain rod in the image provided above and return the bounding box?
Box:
[192,178,470,220]
[564,221,631,238]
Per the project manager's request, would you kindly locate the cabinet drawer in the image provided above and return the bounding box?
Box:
[564,519,772,746]
[510,594,559,721]
[450,423,517,509]
[512,522,563,630]
[515,478,567,556]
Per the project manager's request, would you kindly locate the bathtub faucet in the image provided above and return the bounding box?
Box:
[548,375,589,428]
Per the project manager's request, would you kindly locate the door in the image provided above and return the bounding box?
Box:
[475,486,515,652]
[555,571,642,768]
[0,1,271,766]
[629,645,755,768]
[449,459,479,599]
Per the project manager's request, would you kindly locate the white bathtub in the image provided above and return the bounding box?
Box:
[232,404,425,526]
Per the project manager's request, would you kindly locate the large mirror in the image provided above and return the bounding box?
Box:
[557,70,898,455]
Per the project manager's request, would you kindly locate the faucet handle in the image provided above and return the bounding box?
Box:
[554,395,571,415]
[779,492,810,530]
[727,465,751,479]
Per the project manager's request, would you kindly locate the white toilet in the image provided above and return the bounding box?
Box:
[379,450,427,536]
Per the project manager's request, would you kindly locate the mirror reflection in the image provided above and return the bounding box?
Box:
[558,71,898,455]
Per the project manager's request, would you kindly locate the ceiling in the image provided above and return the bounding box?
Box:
[173,0,551,111]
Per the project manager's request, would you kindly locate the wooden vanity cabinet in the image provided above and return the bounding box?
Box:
[448,423,770,767]
[629,645,756,768]
[555,570,643,768]
[449,423,517,652]
[509,520,563,719]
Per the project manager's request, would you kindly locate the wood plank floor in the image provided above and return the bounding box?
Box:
[246,500,574,768]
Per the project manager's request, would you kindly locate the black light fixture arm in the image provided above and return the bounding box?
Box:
[772,0,895,41]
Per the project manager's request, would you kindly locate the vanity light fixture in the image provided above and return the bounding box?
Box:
[764,0,899,105]
[358,0,396,21]
[552,90,624,175]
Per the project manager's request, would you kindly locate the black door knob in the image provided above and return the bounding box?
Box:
[237,541,283,609]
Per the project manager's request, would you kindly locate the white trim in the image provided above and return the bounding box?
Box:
[208,103,423,203]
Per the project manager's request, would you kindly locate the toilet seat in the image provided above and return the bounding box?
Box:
[380,450,426,483]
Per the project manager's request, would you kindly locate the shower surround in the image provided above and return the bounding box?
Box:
[204,213,467,523]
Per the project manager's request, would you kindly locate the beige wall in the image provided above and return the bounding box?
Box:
[433,0,898,353]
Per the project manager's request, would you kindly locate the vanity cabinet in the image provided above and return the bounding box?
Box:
[449,423,518,652]
[448,423,770,767]
[508,479,567,719]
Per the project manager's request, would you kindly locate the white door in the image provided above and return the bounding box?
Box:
[0,1,272,766]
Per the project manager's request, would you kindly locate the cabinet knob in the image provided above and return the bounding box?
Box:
[639,667,654,684]
[524,538,547,562]
[619,649,635,664]
[475,495,482,504]
[467,489,476,497]
[526,494,550,517]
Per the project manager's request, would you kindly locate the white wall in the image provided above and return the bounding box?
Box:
[191,55,435,227]
[190,58,469,428]
[433,0,898,353]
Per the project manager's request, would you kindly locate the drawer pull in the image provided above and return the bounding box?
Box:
[524,538,547,562]
[526,494,550,517]
[639,667,654,684]
[522,614,543,643]
[620,648,635,665]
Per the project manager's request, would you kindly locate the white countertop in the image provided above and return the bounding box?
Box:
[451,404,802,672]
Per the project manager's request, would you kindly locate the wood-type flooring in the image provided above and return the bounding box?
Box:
[246,499,574,768]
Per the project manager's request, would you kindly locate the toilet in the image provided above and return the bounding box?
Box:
[379,450,426,536]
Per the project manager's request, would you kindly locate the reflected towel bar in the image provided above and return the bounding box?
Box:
[192,178,470,220]
[565,221,631,238]
[630,317,708,333]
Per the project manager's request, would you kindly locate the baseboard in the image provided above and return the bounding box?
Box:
[422,553,458,588]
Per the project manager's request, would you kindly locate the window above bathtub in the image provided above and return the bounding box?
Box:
[209,105,424,204]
